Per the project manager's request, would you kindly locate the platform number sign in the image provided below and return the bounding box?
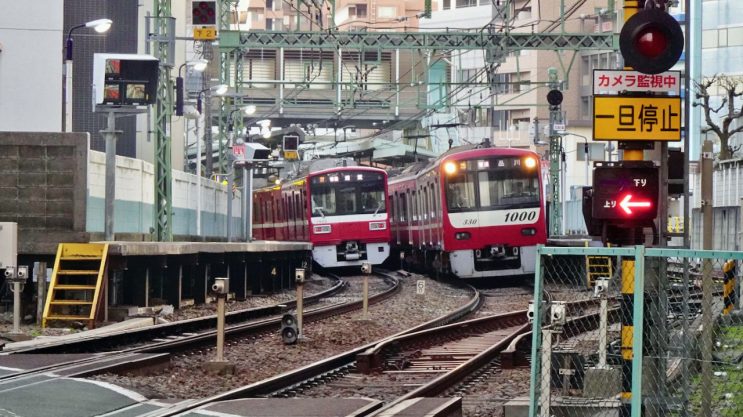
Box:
[416,280,426,295]
[592,163,659,222]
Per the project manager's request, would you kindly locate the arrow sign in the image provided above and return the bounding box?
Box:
[619,194,652,215]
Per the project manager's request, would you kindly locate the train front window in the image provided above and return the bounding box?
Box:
[310,171,386,217]
[445,157,539,211]
[478,171,539,209]
[446,173,477,211]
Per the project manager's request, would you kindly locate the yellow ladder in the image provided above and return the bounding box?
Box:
[43,243,109,329]
[585,242,613,288]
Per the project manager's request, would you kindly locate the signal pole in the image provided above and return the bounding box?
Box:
[546,68,563,237]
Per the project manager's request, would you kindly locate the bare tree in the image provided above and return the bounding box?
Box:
[694,74,743,160]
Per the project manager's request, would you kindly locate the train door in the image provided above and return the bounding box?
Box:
[422,186,430,248]
[253,194,262,240]
[405,190,412,245]
[392,191,403,245]
[287,193,294,240]
[411,190,418,247]
[433,181,442,247]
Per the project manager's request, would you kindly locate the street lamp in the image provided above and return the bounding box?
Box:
[63,18,112,132]
[561,132,591,185]
[175,60,208,116]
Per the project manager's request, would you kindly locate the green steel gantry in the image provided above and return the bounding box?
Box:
[153,0,173,241]
[150,1,619,241]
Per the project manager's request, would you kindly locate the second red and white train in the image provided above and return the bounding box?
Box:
[252,160,391,268]
[252,144,546,279]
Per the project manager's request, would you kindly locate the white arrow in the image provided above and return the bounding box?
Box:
[619,194,652,215]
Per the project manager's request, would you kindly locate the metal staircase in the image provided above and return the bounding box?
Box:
[42,243,109,329]
[585,242,613,288]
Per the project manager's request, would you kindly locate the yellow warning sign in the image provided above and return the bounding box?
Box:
[194,27,217,41]
[593,96,681,141]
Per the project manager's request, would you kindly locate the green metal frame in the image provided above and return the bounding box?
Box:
[153,0,173,241]
[218,30,616,51]
[528,244,544,417]
[529,244,743,416]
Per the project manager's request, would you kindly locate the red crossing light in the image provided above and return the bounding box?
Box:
[619,8,684,75]
[591,162,659,222]
[192,1,216,25]
[619,194,652,215]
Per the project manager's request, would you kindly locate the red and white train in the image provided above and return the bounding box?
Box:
[388,144,547,279]
[252,160,391,268]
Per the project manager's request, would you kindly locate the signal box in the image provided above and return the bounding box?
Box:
[592,161,659,222]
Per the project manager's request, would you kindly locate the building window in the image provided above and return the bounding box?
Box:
[456,0,478,8]
[443,0,450,10]
[580,97,591,120]
[378,6,396,18]
[349,4,368,18]
[576,143,606,161]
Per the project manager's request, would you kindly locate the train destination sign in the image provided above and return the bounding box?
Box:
[592,163,659,221]
[593,95,682,141]
[593,69,681,95]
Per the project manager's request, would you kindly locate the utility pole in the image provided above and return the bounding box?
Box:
[547,68,563,237]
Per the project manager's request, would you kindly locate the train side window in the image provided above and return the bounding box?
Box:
[412,190,418,222]
[388,195,394,224]
[423,187,428,220]
[287,195,294,221]
[254,195,260,222]
[405,190,413,221]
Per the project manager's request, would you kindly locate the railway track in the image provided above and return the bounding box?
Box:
[5,273,346,355]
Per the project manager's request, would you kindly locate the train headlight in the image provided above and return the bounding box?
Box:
[444,161,457,175]
[313,224,332,234]
[524,157,537,169]
[521,227,537,236]
[455,232,471,240]
[369,221,387,231]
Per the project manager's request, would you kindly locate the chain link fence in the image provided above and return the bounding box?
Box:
[527,246,742,417]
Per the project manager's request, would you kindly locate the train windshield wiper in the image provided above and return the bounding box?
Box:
[373,202,382,215]
[313,206,325,218]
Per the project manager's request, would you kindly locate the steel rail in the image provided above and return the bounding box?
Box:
[139,271,481,417]
[6,273,346,354]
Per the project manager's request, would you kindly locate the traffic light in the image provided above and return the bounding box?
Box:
[619,8,684,75]
[283,135,299,160]
[192,1,216,25]
[546,89,563,108]
[280,313,298,345]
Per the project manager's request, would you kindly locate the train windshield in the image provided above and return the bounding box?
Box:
[310,171,386,217]
[445,157,540,212]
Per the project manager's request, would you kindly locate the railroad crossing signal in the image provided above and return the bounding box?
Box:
[192,1,217,40]
[192,1,216,25]
[591,162,659,222]
[619,8,684,75]
[283,135,299,160]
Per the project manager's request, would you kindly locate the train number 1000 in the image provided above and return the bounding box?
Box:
[504,210,537,223]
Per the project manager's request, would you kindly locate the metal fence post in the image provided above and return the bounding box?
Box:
[528,244,544,417]
[631,245,645,417]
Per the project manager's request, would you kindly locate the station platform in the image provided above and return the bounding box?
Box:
[34,240,312,329]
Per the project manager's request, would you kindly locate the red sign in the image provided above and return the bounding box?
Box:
[232,144,245,159]
[593,69,680,95]
[592,162,658,221]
